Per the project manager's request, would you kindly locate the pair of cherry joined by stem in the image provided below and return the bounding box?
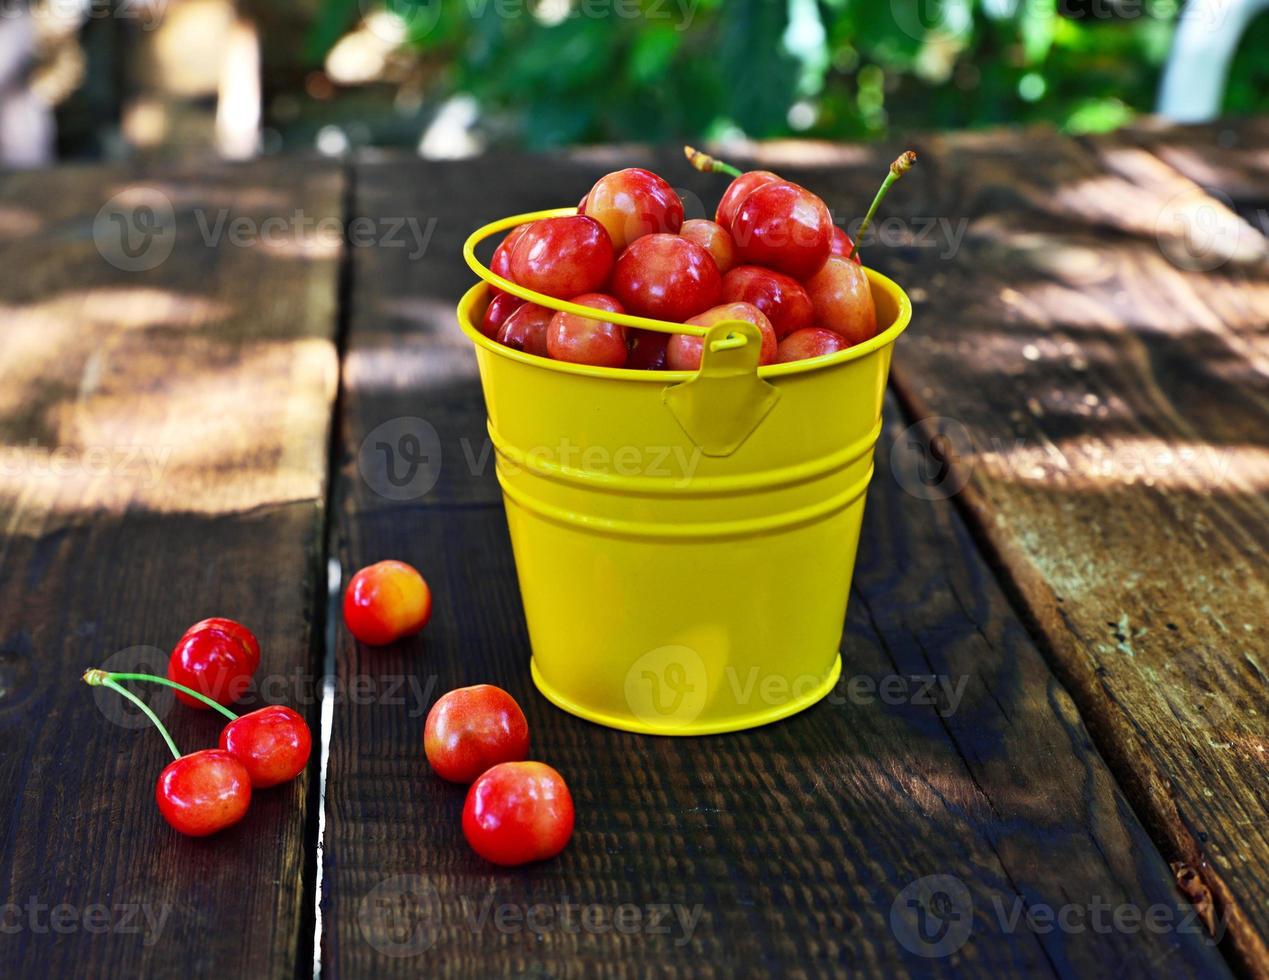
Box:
[84,669,312,837]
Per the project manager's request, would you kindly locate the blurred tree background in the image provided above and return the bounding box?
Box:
[297,0,1269,153]
[14,0,1269,164]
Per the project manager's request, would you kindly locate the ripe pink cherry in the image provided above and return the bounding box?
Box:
[666,301,777,371]
[489,225,529,293]
[803,256,877,346]
[775,327,851,363]
[611,234,721,323]
[730,181,833,280]
[509,216,614,299]
[496,302,554,358]
[715,170,781,230]
[547,293,628,368]
[679,219,735,273]
[720,265,814,339]
[582,168,684,252]
[480,291,525,339]
[220,705,313,789]
[155,749,252,837]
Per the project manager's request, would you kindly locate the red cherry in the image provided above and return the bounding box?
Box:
[155,749,252,837]
[220,705,312,788]
[489,225,528,293]
[715,170,781,230]
[343,560,432,646]
[730,181,832,280]
[679,219,735,273]
[462,761,574,866]
[803,256,878,346]
[168,619,260,709]
[611,234,721,323]
[424,684,529,784]
[775,327,851,363]
[547,293,627,368]
[625,328,669,370]
[581,168,684,252]
[183,617,260,663]
[829,226,862,265]
[720,265,814,339]
[666,302,777,371]
[479,291,525,339]
[509,216,614,299]
[496,302,553,358]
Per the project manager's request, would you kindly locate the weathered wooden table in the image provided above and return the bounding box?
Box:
[1,120,1266,979]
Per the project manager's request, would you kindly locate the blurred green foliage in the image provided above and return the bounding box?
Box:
[309,0,1269,145]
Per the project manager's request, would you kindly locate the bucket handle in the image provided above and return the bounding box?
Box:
[464,209,780,457]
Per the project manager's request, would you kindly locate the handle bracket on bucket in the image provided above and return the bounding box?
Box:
[663,320,780,457]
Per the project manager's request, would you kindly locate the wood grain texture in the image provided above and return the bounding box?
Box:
[322,154,1231,978]
[755,124,1269,974]
[0,159,342,977]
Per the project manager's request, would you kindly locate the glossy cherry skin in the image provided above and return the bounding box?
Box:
[731,181,833,280]
[480,291,525,339]
[462,761,574,866]
[156,749,252,837]
[611,234,721,323]
[829,226,862,265]
[168,619,260,709]
[715,170,781,230]
[679,219,735,273]
[582,168,683,252]
[666,302,777,371]
[343,560,432,646]
[489,225,528,293]
[720,265,814,339]
[547,292,627,368]
[509,216,614,299]
[775,327,851,363]
[496,302,553,358]
[424,684,530,784]
[220,705,312,788]
[803,256,878,346]
[625,328,669,370]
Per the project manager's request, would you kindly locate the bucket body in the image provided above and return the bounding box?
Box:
[456,260,910,736]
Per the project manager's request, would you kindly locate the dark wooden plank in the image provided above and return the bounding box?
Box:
[757,125,1269,974]
[0,159,342,977]
[322,154,1231,978]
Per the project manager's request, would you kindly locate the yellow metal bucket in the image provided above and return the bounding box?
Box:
[460,208,911,735]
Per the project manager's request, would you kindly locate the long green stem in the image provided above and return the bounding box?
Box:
[847,150,917,261]
[100,671,240,720]
[85,672,182,761]
[684,145,744,179]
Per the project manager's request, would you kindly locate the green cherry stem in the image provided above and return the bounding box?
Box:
[86,669,240,721]
[847,150,917,262]
[84,670,182,761]
[684,145,744,179]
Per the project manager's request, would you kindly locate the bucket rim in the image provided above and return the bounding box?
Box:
[456,267,911,383]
